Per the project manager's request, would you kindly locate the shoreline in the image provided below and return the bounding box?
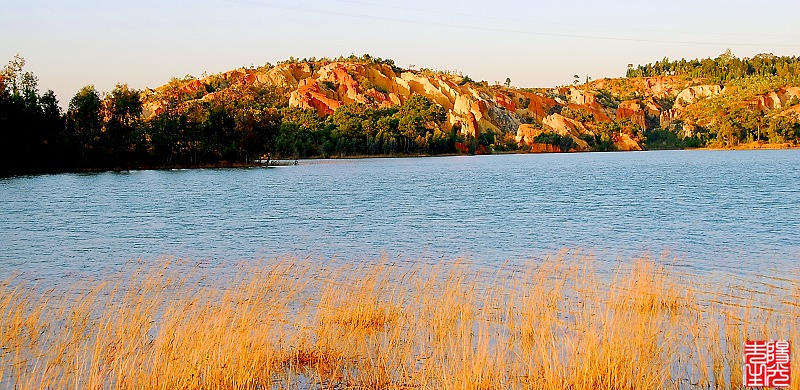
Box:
[698,141,799,151]
[2,145,797,177]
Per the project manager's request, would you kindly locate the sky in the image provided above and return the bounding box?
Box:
[2,0,799,107]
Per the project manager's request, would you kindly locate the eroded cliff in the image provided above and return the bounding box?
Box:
[142,59,800,152]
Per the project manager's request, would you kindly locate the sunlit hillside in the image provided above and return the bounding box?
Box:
[1,52,798,175]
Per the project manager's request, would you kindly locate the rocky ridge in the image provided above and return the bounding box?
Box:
[143,60,800,152]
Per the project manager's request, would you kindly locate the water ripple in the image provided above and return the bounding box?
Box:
[1,150,799,283]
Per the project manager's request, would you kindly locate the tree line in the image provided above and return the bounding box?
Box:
[0,58,274,175]
[626,50,800,82]
[1,56,503,176]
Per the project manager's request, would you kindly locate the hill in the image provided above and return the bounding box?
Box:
[1,52,799,175]
[140,53,800,156]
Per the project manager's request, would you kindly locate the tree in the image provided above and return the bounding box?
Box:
[1,55,45,172]
[38,90,63,159]
[281,107,321,131]
[65,86,104,163]
[201,103,236,160]
[626,52,799,81]
[147,110,183,164]
[505,77,511,88]
[394,95,446,152]
[105,84,143,157]
[718,48,735,63]
[331,103,367,139]
[238,108,281,161]
[765,113,800,144]
[1,54,31,95]
[573,74,580,85]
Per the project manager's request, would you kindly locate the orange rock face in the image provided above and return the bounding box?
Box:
[616,101,647,129]
[291,80,341,116]
[569,88,597,106]
[642,98,662,117]
[745,87,800,112]
[614,132,643,151]
[567,88,612,122]
[675,85,723,106]
[522,93,557,120]
[540,114,590,151]
[493,92,517,112]
[528,143,562,153]
[516,124,566,152]
[457,112,480,137]
[589,76,688,98]
[182,80,205,96]
[515,124,544,144]
[660,109,679,128]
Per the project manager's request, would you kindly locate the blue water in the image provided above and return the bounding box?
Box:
[1,150,798,281]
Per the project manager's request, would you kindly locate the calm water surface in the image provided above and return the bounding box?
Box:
[1,150,798,282]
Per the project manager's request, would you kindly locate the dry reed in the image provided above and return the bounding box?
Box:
[1,253,797,389]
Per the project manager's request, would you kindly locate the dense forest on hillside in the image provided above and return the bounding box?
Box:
[626,50,800,82]
[1,52,799,176]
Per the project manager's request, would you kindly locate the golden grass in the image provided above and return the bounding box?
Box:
[1,254,798,389]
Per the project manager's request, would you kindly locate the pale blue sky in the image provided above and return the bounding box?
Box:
[2,0,798,106]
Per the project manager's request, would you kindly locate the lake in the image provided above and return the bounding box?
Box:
[1,149,798,283]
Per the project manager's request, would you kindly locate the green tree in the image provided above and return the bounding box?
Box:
[38,90,63,159]
[201,103,236,160]
[147,109,197,164]
[0,55,57,173]
[238,108,281,161]
[105,84,143,157]
[765,114,800,143]
[331,103,367,139]
[277,107,327,158]
[65,86,103,163]
[281,106,322,131]
[0,54,35,96]
[394,95,446,153]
